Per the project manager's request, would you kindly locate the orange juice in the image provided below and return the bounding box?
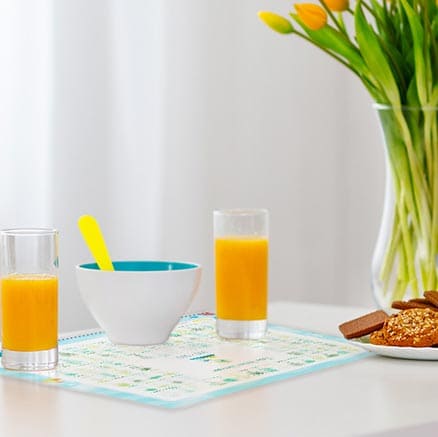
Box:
[215,237,268,320]
[1,274,58,351]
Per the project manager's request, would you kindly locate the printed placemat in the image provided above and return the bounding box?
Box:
[0,313,368,408]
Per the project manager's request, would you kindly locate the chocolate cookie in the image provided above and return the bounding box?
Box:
[391,300,438,311]
[338,310,389,339]
[370,308,438,347]
[409,298,432,305]
[424,290,438,307]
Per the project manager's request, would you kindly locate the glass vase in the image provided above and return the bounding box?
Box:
[372,105,438,310]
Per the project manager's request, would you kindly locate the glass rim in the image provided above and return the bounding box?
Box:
[77,260,201,272]
[213,208,268,216]
[373,103,438,111]
[0,228,58,237]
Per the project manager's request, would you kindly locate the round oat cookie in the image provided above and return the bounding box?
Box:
[369,329,387,345]
[370,308,438,347]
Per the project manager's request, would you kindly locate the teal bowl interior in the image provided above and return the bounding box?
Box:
[79,261,199,271]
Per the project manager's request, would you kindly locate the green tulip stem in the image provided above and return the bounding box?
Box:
[319,0,350,39]
[290,29,360,76]
[379,108,438,301]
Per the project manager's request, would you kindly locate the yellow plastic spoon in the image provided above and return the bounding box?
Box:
[78,215,114,271]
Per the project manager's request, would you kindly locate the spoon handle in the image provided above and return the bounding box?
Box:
[78,215,114,271]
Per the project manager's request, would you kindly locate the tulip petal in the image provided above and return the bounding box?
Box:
[324,0,349,12]
[258,11,294,34]
[295,4,327,31]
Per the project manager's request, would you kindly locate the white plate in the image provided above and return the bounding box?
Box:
[349,338,438,360]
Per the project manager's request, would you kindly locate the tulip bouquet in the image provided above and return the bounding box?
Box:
[259,1,438,307]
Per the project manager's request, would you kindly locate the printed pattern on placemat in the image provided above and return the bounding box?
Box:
[0,313,368,408]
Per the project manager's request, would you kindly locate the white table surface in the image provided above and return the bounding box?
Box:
[1,301,438,437]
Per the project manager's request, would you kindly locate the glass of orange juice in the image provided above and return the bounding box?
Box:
[214,209,268,339]
[0,228,59,370]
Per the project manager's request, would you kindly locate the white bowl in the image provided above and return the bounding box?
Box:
[76,260,202,345]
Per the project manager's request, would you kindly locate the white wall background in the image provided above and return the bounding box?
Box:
[0,0,384,332]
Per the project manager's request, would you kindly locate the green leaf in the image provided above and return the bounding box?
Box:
[399,0,430,105]
[370,0,394,38]
[377,34,408,96]
[397,4,413,59]
[406,77,420,107]
[354,1,401,105]
[431,85,438,106]
[430,14,438,86]
[433,16,438,40]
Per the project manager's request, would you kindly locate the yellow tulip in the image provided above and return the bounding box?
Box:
[258,11,294,34]
[295,4,327,31]
[324,0,349,12]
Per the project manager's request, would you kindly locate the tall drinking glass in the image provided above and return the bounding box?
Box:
[214,209,269,339]
[1,229,59,370]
